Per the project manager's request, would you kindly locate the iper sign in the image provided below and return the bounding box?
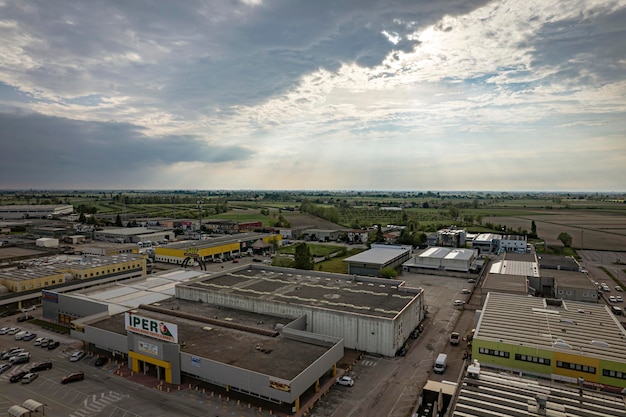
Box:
[125,313,178,343]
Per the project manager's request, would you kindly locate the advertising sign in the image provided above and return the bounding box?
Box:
[138,341,158,355]
[125,313,178,343]
[42,290,58,304]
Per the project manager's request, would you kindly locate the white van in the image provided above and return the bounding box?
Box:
[14,331,27,340]
[434,353,447,374]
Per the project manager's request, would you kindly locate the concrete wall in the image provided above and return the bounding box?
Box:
[43,292,109,321]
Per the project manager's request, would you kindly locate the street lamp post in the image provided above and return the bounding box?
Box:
[197,198,204,233]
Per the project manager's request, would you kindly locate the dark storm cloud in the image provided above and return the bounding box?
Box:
[526,6,626,87]
[0,112,253,186]
[1,0,492,110]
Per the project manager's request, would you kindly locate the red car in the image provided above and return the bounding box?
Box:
[61,371,84,384]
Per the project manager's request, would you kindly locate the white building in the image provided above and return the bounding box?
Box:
[404,247,478,273]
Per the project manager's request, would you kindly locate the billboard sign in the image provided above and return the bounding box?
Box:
[125,313,178,343]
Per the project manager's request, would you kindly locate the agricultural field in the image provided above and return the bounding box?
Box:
[485,211,626,251]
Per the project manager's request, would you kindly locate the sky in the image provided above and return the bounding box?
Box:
[1,0,625,192]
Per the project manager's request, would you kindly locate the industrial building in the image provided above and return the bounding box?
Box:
[154,233,280,264]
[472,292,626,390]
[94,227,173,244]
[0,254,146,294]
[499,234,528,252]
[470,233,501,254]
[343,244,412,276]
[42,265,425,412]
[454,365,626,416]
[436,227,467,248]
[0,204,74,220]
[403,247,478,273]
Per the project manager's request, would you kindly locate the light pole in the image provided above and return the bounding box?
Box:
[197,198,204,233]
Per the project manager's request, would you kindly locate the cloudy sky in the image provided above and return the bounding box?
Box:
[1,0,625,191]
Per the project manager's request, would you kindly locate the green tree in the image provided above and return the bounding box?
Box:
[115,214,123,227]
[380,267,398,279]
[557,232,572,247]
[448,207,460,221]
[531,221,537,237]
[79,212,86,223]
[294,243,314,270]
[373,224,385,243]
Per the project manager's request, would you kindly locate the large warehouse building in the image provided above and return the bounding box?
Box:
[403,247,478,273]
[343,244,412,276]
[41,265,425,411]
[472,292,626,390]
[0,204,74,219]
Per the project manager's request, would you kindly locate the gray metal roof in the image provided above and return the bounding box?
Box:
[343,246,411,265]
[418,247,476,261]
[476,292,626,362]
[454,367,626,417]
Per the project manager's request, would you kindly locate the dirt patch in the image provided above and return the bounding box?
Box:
[281,211,345,229]
[484,212,626,251]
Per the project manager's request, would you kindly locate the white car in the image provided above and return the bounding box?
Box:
[616,286,623,292]
[461,289,471,294]
[617,296,623,302]
[336,376,354,386]
[7,328,20,335]
[609,296,617,303]
[69,351,85,362]
[453,300,465,306]
[33,337,45,346]
[0,327,9,335]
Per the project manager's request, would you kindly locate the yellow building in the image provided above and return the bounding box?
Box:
[0,254,146,293]
[473,292,626,391]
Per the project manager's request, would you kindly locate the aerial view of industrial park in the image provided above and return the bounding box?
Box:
[1,1,625,417]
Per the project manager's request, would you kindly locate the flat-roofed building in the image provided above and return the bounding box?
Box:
[544,269,599,303]
[94,227,173,244]
[154,233,280,264]
[473,292,626,390]
[471,233,502,254]
[44,266,424,413]
[538,254,581,271]
[436,227,466,248]
[480,274,530,304]
[404,247,478,273]
[0,204,73,219]
[500,234,528,252]
[344,244,412,276]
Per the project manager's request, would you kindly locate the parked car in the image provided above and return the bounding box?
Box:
[22,332,37,341]
[9,370,28,383]
[232,259,239,263]
[14,331,28,340]
[10,352,31,364]
[47,341,60,350]
[61,371,85,384]
[617,296,623,302]
[453,300,465,306]
[616,286,623,292]
[1,347,21,357]
[0,363,12,374]
[450,332,460,345]
[2,348,24,360]
[40,339,52,348]
[609,296,617,303]
[33,337,45,346]
[30,361,52,372]
[69,351,85,362]
[7,328,20,335]
[95,356,108,367]
[336,376,354,386]
[461,289,471,294]
[0,327,10,335]
[21,372,38,384]
[468,279,477,283]
[17,315,34,322]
